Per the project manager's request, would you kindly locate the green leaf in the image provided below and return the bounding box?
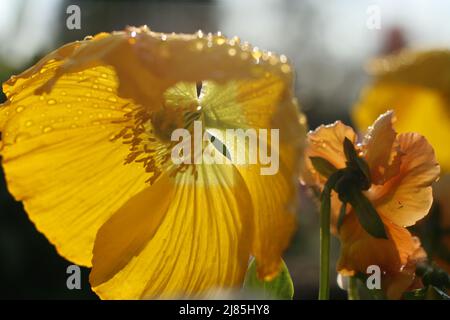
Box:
[347,186,387,239]
[310,156,338,178]
[243,258,294,300]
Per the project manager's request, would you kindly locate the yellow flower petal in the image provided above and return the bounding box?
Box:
[0,59,150,266]
[235,154,297,280]
[367,50,450,97]
[91,163,253,299]
[200,74,285,130]
[90,175,173,287]
[353,50,450,172]
[200,72,304,279]
[35,27,294,115]
[369,133,440,227]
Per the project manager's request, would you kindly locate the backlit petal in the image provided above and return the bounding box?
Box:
[369,133,440,227]
[301,121,356,187]
[36,27,295,115]
[91,162,254,299]
[338,212,415,275]
[362,110,401,184]
[0,58,147,266]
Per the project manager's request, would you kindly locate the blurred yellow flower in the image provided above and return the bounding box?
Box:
[0,26,305,299]
[301,111,439,294]
[353,50,450,172]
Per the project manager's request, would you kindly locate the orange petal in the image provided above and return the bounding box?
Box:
[369,133,440,227]
[337,212,415,275]
[301,121,356,186]
[384,237,427,300]
[362,110,402,184]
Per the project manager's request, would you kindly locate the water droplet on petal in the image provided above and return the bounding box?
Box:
[15,106,24,113]
[47,99,56,105]
[43,126,53,133]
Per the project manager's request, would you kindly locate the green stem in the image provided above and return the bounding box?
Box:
[319,189,331,300]
[348,276,360,300]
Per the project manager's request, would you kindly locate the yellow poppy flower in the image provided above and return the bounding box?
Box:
[353,50,450,172]
[301,111,439,284]
[0,26,305,299]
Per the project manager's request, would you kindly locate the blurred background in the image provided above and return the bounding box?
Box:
[0,0,449,299]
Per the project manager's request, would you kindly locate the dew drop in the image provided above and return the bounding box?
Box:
[228,48,237,56]
[195,41,204,51]
[15,106,24,113]
[107,96,117,103]
[15,133,30,143]
[25,120,33,127]
[47,99,56,105]
[216,37,225,45]
[43,126,53,133]
[252,48,262,60]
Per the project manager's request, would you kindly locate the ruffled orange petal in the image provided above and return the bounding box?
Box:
[383,237,426,300]
[301,121,356,186]
[337,212,415,275]
[362,110,402,184]
[369,133,440,227]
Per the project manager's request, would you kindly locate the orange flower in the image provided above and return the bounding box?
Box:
[301,111,440,283]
